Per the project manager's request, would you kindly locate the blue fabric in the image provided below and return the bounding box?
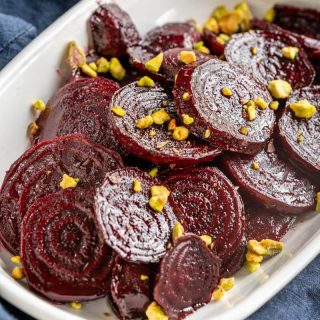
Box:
[0,1,319,319]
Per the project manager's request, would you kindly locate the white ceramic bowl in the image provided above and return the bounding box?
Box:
[0,0,319,319]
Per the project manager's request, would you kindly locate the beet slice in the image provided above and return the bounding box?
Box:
[141,21,201,54]
[89,3,140,57]
[276,86,320,179]
[274,4,320,40]
[153,235,220,319]
[203,29,225,56]
[225,30,315,89]
[111,256,153,319]
[95,167,177,263]
[34,77,124,153]
[0,134,123,255]
[110,82,221,166]
[174,58,275,154]
[221,145,316,215]
[21,188,114,302]
[245,205,296,242]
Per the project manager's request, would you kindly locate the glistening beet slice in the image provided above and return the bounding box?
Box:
[164,167,245,262]
[0,134,123,254]
[224,30,315,89]
[110,82,221,166]
[21,189,114,302]
[153,235,220,319]
[95,167,176,263]
[111,256,153,319]
[276,86,320,179]
[221,145,316,215]
[141,21,201,54]
[174,58,275,154]
[89,3,140,57]
[34,77,123,153]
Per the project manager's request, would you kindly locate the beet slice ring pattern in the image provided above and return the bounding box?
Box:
[110,82,221,166]
[221,146,316,215]
[174,58,275,154]
[89,3,141,57]
[224,30,315,89]
[276,86,320,179]
[34,77,124,153]
[95,167,177,263]
[164,166,245,262]
[0,134,123,255]
[111,256,153,319]
[21,188,114,302]
[153,235,220,319]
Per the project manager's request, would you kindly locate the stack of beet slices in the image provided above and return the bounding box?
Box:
[0,2,318,320]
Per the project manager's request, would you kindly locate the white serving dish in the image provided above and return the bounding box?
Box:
[0,0,319,319]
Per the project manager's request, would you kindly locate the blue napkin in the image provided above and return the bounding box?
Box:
[0,1,319,319]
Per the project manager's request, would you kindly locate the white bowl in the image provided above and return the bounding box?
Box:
[0,0,319,319]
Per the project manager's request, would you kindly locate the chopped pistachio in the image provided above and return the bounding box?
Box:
[27,122,39,137]
[148,167,159,177]
[219,277,235,291]
[235,1,252,31]
[81,64,97,78]
[197,46,210,54]
[172,126,189,141]
[182,92,190,100]
[209,242,215,250]
[204,128,211,139]
[267,80,292,99]
[221,87,233,97]
[111,106,126,117]
[89,62,98,71]
[251,47,258,55]
[32,99,46,111]
[269,101,279,110]
[200,235,212,247]
[182,114,194,125]
[137,115,153,129]
[140,275,149,281]
[193,41,204,50]
[172,222,184,242]
[204,17,219,34]
[110,57,126,81]
[316,192,320,212]
[11,256,21,264]
[11,267,24,280]
[252,161,260,170]
[218,11,242,35]
[133,180,142,193]
[168,119,177,131]
[212,287,225,300]
[247,104,257,121]
[297,135,304,143]
[212,5,228,20]
[244,261,261,273]
[260,239,284,256]
[151,185,170,198]
[149,194,168,212]
[216,33,230,45]
[180,51,197,65]
[194,22,203,35]
[152,109,171,125]
[255,98,267,110]
[247,240,268,255]
[146,302,168,320]
[282,47,299,60]
[246,251,263,263]
[289,99,317,119]
[145,52,164,73]
[137,76,155,87]
[66,41,86,68]
[70,301,82,310]
[264,7,276,23]
[149,129,157,137]
[60,174,79,190]
[96,57,109,73]
[239,126,248,135]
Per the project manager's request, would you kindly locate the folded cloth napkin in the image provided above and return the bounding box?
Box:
[0,1,319,319]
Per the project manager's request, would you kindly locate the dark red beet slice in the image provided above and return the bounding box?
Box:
[203,29,225,56]
[154,235,220,319]
[164,167,245,263]
[221,145,316,215]
[111,256,153,319]
[0,134,123,255]
[274,4,320,40]
[95,167,177,263]
[276,86,320,179]
[89,3,140,57]
[110,82,221,166]
[225,30,315,89]
[21,188,114,302]
[141,21,201,54]
[174,58,275,155]
[34,77,124,154]
[245,205,296,242]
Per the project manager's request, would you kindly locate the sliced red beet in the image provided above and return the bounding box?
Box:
[110,82,221,166]
[0,134,123,255]
[153,235,220,319]
[164,167,245,264]
[141,21,201,54]
[21,188,114,302]
[221,144,316,215]
[34,77,124,154]
[111,256,153,319]
[224,30,315,89]
[95,167,177,263]
[245,204,296,242]
[274,4,320,40]
[276,86,320,179]
[203,29,225,56]
[174,58,275,155]
[89,3,140,57]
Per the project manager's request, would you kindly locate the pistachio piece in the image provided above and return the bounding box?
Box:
[197,46,210,54]
[247,239,268,255]
[219,277,235,291]
[137,76,155,87]
[180,51,197,65]
[204,128,211,138]
[11,267,25,281]
[70,301,82,310]
[27,122,39,137]
[60,174,79,190]
[255,97,267,110]
[269,101,279,110]
[218,11,242,35]
[260,239,284,256]
[110,57,126,81]
[182,92,190,100]
[96,57,109,73]
[89,62,98,71]
[216,33,230,45]
[145,52,164,73]
[297,135,305,143]
[150,185,170,198]
[199,235,213,247]
[316,192,320,212]
[111,106,126,117]
[81,64,97,78]
[140,275,149,281]
[151,109,171,125]
[212,287,225,300]
[182,114,194,125]
[11,256,21,264]
[282,47,299,60]
[251,47,258,55]
[247,104,257,121]
[149,194,168,212]
[221,87,233,97]
[244,261,261,273]
[168,119,177,131]
[239,126,248,135]
[172,222,184,242]
[212,5,228,20]
[148,167,158,177]
[193,41,204,50]
[172,126,189,141]
[246,251,263,263]
[204,17,219,34]
[146,302,168,320]
[136,115,153,129]
[252,161,260,170]
[32,99,46,111]
[289,99,317,119]
[267,79,292,99]
[66,41,86,68]
[133,180,142,193]
[264,7,276,23]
